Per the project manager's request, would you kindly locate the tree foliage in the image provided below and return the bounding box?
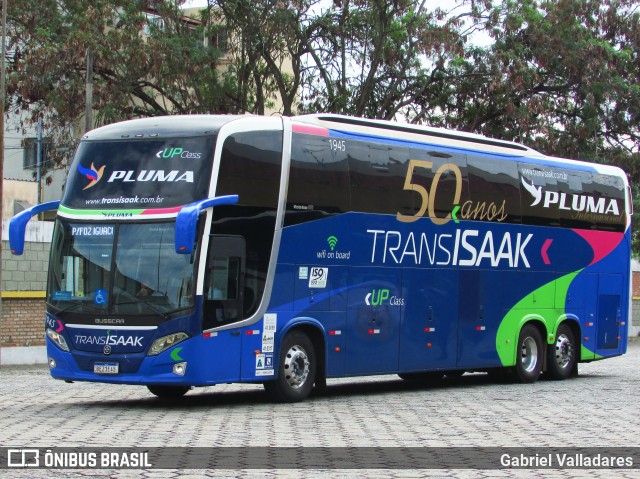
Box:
[6,0,258,150]
[296,0,463,119]
[5,0,640,253]
[436,0,640,253]
[428,0,640,157]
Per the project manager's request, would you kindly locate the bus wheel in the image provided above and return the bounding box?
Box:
[513,324,543,383]
[147,385,190,398]
[546,324,577,380]
[265,331,316,403]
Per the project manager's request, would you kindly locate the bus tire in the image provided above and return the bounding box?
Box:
[512,324,543,383]
[147,385,190,398]
[265,331,316,403]
[546,324,577,380]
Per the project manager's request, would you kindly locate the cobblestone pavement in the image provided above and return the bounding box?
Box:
[1,343,639,479]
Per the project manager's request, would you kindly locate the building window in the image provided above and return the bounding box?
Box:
[22,138,50,170]
[143,13,165,35]
[203,27,228,53]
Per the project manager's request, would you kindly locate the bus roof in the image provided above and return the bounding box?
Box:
[293,114,544,157]
[79,113,628,186]
[292,114,629,184]
[81,115,247,141]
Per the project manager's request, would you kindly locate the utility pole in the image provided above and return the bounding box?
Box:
[85,47,93,133]
[36,117,42,206]
[0,0,7,365]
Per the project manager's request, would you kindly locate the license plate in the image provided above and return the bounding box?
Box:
[94,362,119,374]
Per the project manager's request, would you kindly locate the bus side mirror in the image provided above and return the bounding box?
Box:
[175,195,239,254]
[9,201,60,255]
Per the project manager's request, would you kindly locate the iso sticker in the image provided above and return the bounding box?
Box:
[309,267,328,289]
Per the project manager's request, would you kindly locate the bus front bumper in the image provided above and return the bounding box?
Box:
[45,334,242,386]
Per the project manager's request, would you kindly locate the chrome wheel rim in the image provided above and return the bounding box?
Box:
[283,344,310,389]
[521,336,539,373]
[554,333,573,369]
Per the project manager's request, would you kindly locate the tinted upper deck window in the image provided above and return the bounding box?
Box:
[285,133,350,226]
[467,155,521,224]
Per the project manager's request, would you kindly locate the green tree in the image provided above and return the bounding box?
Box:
[6,0,249,153]
[299,0,462,119]
[421,0,640,159]
[7,0,639,256]
[204,0,306,116]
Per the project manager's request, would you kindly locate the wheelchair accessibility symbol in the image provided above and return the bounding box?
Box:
[94,288,107,305]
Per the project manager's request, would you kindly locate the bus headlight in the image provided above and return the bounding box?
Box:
[148,332,189,356]
[46,328,70,352]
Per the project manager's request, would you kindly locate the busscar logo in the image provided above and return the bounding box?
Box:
[77,163,105,190]
[521,177,620,216]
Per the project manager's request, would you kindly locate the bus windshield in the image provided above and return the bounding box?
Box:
[48,220,196,318]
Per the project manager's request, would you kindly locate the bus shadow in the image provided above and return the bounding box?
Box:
[73,371,598,410]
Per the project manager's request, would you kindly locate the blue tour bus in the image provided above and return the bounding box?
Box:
[10,114,632,402]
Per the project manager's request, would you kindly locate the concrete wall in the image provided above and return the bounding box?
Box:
[2,179,38,218]
[2,241,50,292]
[1,220,53,292]
[1,221,52,364]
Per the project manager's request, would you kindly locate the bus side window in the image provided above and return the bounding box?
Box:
[205,257,241,301]
[467,155,521,224]
[519,163,561,227]
[349,141,409,215]
[213,130,282,319]
[587,172,626,232]
[285,132,350,226]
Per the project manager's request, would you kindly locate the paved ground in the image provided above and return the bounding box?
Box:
[1,343,639,478]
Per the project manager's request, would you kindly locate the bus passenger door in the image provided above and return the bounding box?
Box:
[345,269,402,375]
[203,235,246,330]
[202,235,246,381]
[399,268,458,372]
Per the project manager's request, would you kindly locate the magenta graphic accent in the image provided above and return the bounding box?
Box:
[541,239,553,265]
[140,206,184,215]
[572,230,625,266]
[292,123,329,136]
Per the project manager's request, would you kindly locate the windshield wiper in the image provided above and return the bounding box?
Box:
[53,301,105,316]
[139,299,169,317]
[114,298,168,318]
